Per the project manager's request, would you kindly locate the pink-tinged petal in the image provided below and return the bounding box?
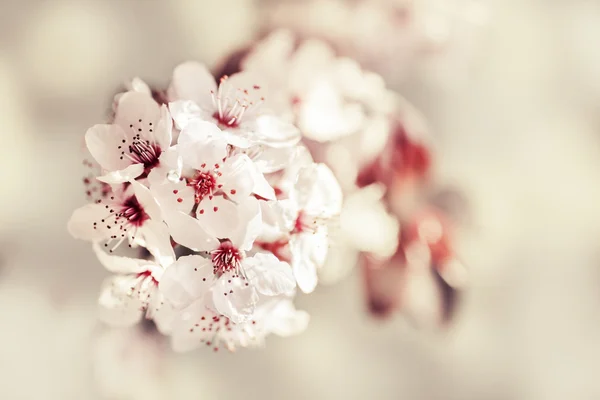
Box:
[159,255,214,309]
[151,180,194,215]
[164,211,219,251]
[92,242,149,274]
[127,77,152,94]
[85,124,130,171]
[244,253,296,296]
[265,300,310,337]
[211,273,258,323]
[98,276,144,327]
[114,91,161,134]
[168,61,217,109]
[242,115,301,148]
[219,154,255,201]
[130,180,162,221]
[196,195,240,239]
[295,163,343,217]
[154,105,173,150]
[180,136,228,172]
[177,119,224,147]
[147,146,182,186]
[68,203,111,242]
[137,220,176,266]
[96,163,144,184]
[229,197,262,250]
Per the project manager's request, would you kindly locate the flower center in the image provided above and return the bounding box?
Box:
[187,171,217,203]
[128,139,162,173]
[209,75,264,128]
[211,240,242,274]
[120,196,149,227]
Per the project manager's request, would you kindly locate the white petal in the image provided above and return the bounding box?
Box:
[96,163,144,184]
[168,100,205,130]
[168,61,217,110]
[137,220,176,266]
[159,255,214,309]
[219,129,253,148]
[98,276,143,327]
[149,294,176,335]
[250,145,297,174]
[169,299,215,352]
[92,242,149,274]
[67,203,111,242]
[164,211,219,251]
[85,124,130,171]
[196,195,240,240]
[151,180,195,215]
[219,71,267,107]
[266,300,310,337]
[114,91,161,133]
[211,273,258,323]
[244,253,296,296]
[177,119,224,147]
[130,180,162,221]
[180,136,228,172]
[290,232,328,294]
[295,163,343,217]
[242,115,301,148]
[154,105,173,150]
[147,146,181,186]
[219,154,255,201]
[229,197,262,250]
[247,158,276,199]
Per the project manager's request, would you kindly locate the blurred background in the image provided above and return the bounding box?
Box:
[2,0,600,399]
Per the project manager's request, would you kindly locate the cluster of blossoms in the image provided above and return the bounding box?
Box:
[69,61,343,351]
[223,30,468,327]
[259,0,489,86]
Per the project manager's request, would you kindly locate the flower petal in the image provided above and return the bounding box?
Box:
[92,242,149,274]
[164,211,219,251]
[289,232,328,294]
[154,105,173,150]
[85,124,130,171]
[211,273,258,323]
[244,253,296,296]
[151,180,195,215]
[96,163,144,184]
[130,180,162,221]
[67,203,111,242]
[228,197,262,250]
[242,115,301,148]
[219,154,255,201]
[98,276,144,327]
[265,299,310,337]
[137,220,176,266]
[295,163,343,217]
[177,119,224,147]
[196,195,240,239]
[180,136,228,172]
[159,255,214,309]
[168,61,217,110]
[114,91,161,134]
